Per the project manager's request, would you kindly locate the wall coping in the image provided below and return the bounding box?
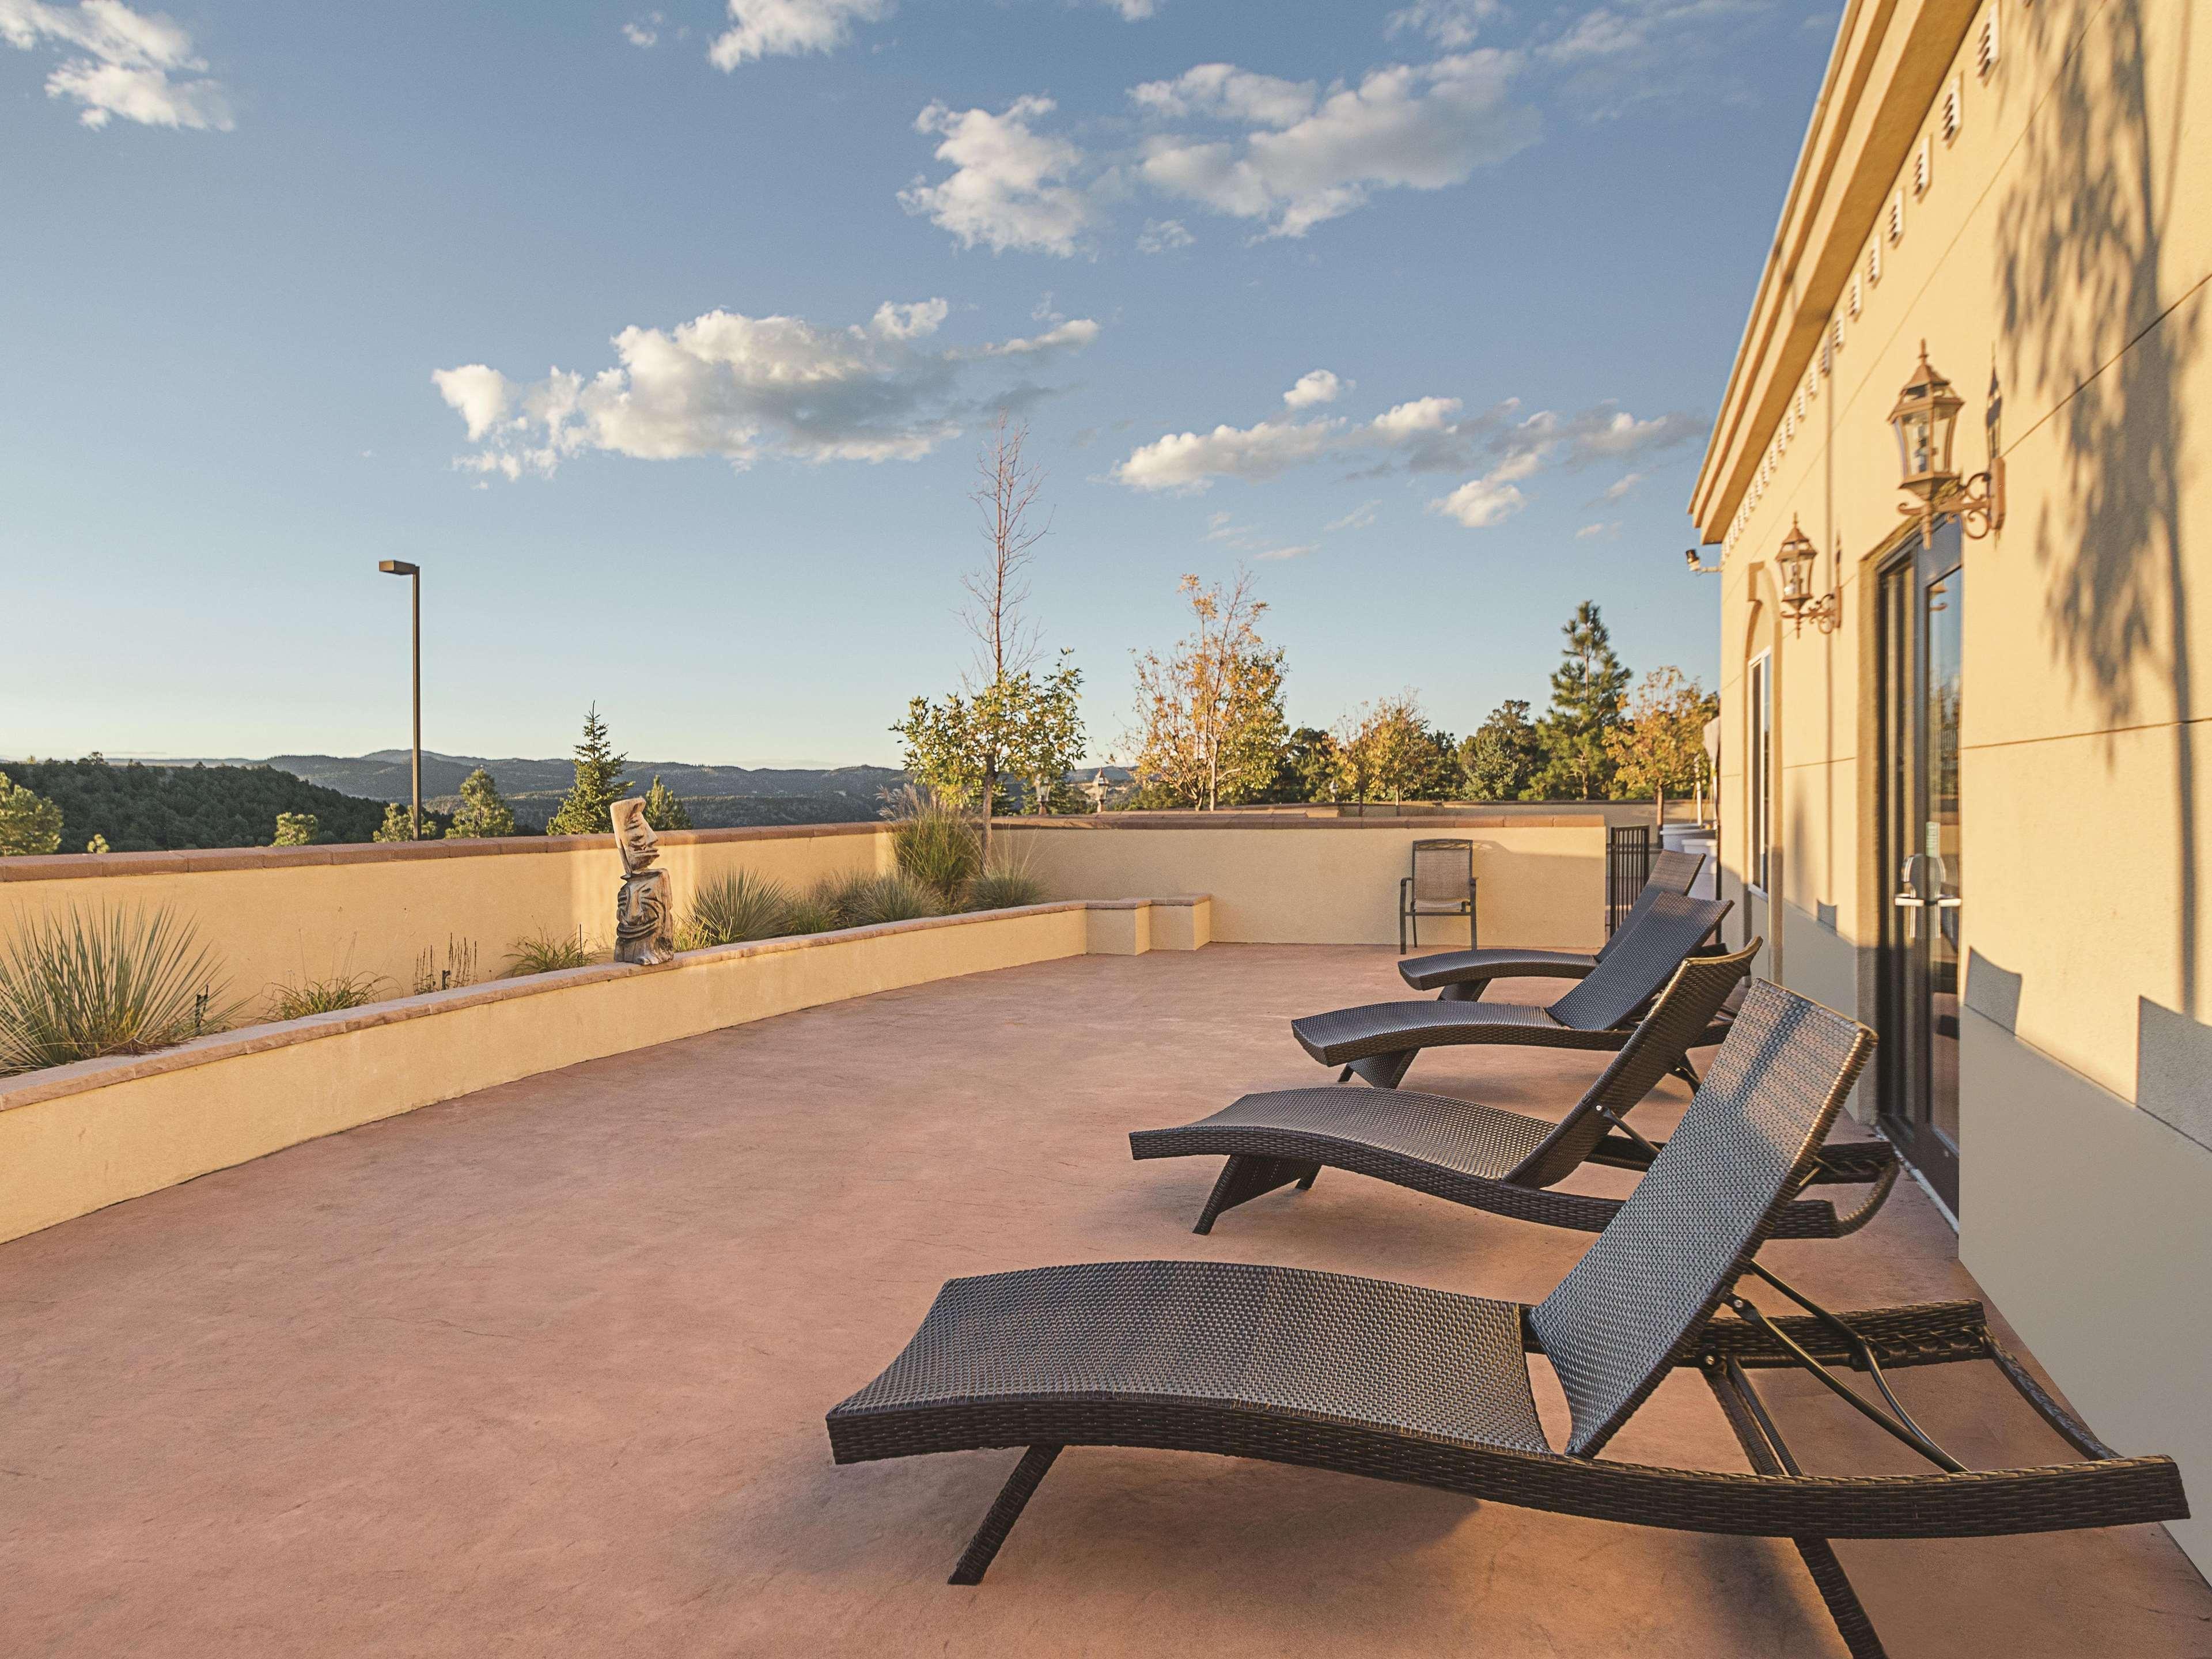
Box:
[0,819,885,882]
[0,812,1609,882]
[0,896,1205,1114]
[1001,813,1609,831]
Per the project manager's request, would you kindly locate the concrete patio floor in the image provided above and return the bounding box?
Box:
[2,945,2208,1657]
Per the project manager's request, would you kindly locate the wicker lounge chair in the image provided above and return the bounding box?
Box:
[826,983,2186,1657]
[1397,846,1706,1001]
[1132,940,1899,1237]
[1297,889,1732,1089]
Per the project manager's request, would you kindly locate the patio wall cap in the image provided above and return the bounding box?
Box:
[1001,812,1609,831]
[0,820,888,882]
[0,895,1208,1115]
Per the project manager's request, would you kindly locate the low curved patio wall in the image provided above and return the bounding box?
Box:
[0,896,1209,1245]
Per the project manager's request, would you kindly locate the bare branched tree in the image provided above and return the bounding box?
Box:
[961,411,1048,688]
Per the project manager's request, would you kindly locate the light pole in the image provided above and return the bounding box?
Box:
[377,560,422,839]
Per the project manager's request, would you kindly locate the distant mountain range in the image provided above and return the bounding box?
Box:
[164,750,903,804]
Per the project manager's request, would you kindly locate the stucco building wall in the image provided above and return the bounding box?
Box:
[1692,0,2212,1569]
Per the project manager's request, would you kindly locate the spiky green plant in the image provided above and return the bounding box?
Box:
[779,890,841,936]
[679,870,797,950]
[814,870,947,930]
[0,906,243,1074]
[887,787,982,904]
[266,971,385,1021]
[503,927,598,977]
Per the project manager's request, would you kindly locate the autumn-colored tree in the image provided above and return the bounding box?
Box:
[1336,693,1442,807]
[894,655,1086,817]
[1128,570,1287,809]
[1604,667,1718,824]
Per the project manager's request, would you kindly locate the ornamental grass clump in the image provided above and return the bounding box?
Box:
[503,927,598,977]
[0,905,242,1075]
[814,870,946,929]
[963,868,1048,911]
[888,788,982,906]
[679,870,798,950]
[265,971,386,1021]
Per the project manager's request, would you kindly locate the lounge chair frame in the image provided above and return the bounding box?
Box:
[1134,941,1900,1240]
[828,985,2186,1657]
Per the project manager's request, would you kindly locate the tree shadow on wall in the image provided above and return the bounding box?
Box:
[1997,1,2200,1002]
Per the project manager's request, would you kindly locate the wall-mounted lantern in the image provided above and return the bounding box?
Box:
[1889,340,2005,537]
[1774,516,1839,634]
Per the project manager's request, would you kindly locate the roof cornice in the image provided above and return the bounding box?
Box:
[1687,0,1980,541]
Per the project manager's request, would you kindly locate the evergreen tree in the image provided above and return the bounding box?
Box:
[272,812,319,846]
[86,834,111,854]
[546,706,631,836]
[1528,603,1632,800]
[1264,727,1343,802]
[446,768,518,838]
[1459,699,1543,800]
[0,770,63,856]
[640,775,692,831]
[372,802,417,842]
[7,756,385,851]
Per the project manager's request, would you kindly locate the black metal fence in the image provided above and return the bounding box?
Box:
[1605,824,1657,935]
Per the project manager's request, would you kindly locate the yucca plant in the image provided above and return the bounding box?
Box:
[266,971,386,1021]
[888,787,982,905]
[0,905,243,1075]
[814,870,947,930]
[779,889,842,936]
[679,870,797,950]
[503,927,598,977]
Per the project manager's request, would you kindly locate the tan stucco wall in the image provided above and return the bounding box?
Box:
[0,896,1209,1247]
[1694,0,2212,1569]
[998,815,1608,949]
[0,825,891,1018]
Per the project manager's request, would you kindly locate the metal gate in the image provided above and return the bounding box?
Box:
[1605,824,1656,935]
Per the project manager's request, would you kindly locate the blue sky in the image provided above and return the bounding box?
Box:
[2,0,1836,767]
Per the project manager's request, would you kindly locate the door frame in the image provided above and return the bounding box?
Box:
[1872,516,1964,1213]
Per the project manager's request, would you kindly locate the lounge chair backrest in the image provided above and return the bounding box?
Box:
[1527,982,1873,1456]
[1591,850,1706,964]
[1508,939,1761,1188]
[1546,893,1732,1031]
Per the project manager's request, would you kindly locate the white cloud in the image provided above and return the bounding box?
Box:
[434,298,1101,480]
[1603,471,1643,500]
[1324,498,1382,532]
[1431,472,1527,528]
[1283,369,1347,410]
[1135,50,1537,237]
[1113,386,1700,521]
[899,96,1097,256]
[1577,520,1623,539]
[0,0,232,129]
[622,14,662,47]
[431,366,514,443]
[1535,0,1779,118]
[1203,511,1316,561]
[1136,217,1194,253]
[1386,0,1505,49]
[709,0,892,69]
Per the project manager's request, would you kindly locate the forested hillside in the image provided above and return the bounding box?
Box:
[10,758,388,851]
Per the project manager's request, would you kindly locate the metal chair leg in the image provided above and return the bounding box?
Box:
[949,1445,1062,1585]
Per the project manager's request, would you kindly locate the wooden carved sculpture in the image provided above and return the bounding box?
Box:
[611,797,675,965]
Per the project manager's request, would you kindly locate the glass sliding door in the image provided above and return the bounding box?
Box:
[1876,520,1964,1213]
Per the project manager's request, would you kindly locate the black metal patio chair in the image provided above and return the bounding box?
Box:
[1297,889,1732,1089]
[825,982,2186,1658]
[1132,939,1899,1238]
[1397,847,1706,1000]
[1398,837,1476,954]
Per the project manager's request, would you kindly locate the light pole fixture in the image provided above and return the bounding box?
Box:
[377,559,423,840]
[1774,516,1839,634]
[1889,340,2005,537]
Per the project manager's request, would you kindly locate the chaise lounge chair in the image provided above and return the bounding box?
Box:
[1296,889,1732,1089]
[1397,846,1707,1002]
[825,982,2186,1657]
[1131,940,1899,1237]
